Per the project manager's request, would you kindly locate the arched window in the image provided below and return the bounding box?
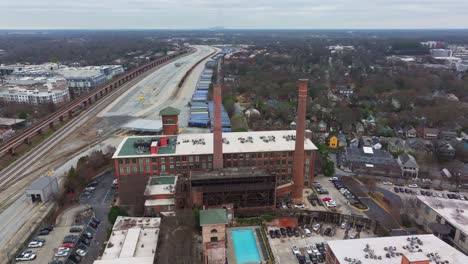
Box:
[210,229,217,233]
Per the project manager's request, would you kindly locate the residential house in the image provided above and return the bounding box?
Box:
[435,140,456,161]
[393,125,404,137]
[337,132,347,148]
[420,127,440,140]
[439,130,458,141]
[342,124,353,135]
[355,122,365,134]
[406,138,432,153]
[387,138,406,154]
[318,120,327,132]
[404,125,417,138]
[329,136,338,149]
[342,147,401,177]
[397,153,419,178]
[336,84,354,97]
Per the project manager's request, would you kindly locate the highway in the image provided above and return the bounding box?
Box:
[0,45,216,262]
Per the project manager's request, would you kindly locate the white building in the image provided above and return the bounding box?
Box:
[94,216,161,264]
[326,234,468,264]
[430,49,452,58]
[412,196,468,255]
[0,77,70,105]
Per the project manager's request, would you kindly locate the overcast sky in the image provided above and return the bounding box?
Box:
[1,0,467,29]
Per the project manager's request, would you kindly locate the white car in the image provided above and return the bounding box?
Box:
[313,224,321,232]
[408,184,418,188]
[326,200,337,208]
[341,222,347,229]
[55,251,69,257]
[304,228,312,236]
[329,177,338,181]
[85,186,95,191]
[292,245,300,255]
[312,244,319,254]
[436,192,442,198]
[305,245,313,254]
[382,181,393,185]
[57,247,70,252]
[28,241,44,248]
[76,249,87,257]
[15,253,36,261]
[294,203,305,209]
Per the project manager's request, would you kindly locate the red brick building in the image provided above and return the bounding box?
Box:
[159,106,180,135]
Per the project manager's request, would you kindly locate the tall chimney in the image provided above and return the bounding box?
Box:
[213,84,223,170]
[292,79,308,202]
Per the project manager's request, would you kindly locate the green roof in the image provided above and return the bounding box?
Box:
[149,176,176,186]
[117,136,177,157]
[159,106,180,116]
[199,209,228,226]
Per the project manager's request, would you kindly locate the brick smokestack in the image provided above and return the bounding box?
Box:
[292,79,308,202]
[213,84,223,170]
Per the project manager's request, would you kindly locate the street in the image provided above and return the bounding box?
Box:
[78,171,115,264]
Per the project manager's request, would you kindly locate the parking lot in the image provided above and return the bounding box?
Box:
[311,177,366,216]
[381,183,468,202]
[266,222,375,264]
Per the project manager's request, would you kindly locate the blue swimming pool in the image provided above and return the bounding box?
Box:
[231,229,261,263]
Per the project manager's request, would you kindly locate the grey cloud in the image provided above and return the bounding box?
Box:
[0,0,467,29]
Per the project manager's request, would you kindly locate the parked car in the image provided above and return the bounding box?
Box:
[57,247,71,252]
[89,221,98,229]
[305,245,313,255]
[286,202,292,209]
[286,227,293,237]
[54,251,69,257]
[61,243,76,248]
[340,222,347,229]
[82,232,93,239]
[69,254,82,263]
[394,187,399,193]
[41,225,54,232]
[324,228,332,236]
[269,230,275,238]
[294,203,305,209]
[80,238,91,246]
[91,217,101,225]
[304,253,313,264]
[76,249,86,257]
[280,228,286,237]
[28,241,44,248]
[408,184,418,188]
[49,260,64,264]
[15,253,36,261]
[38,229,50,236]
[292,245,301,255]
[304,228,312,236]
[32,237,46,243]
[329,177,338,181]
[382,181,393,185]
[294,228,300,237]
[312,224,321,232]
[69,227,82,233]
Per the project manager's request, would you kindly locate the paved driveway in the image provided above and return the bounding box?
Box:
[78,171,115,264]
[342,177,401,230]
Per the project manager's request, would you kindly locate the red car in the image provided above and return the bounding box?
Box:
[61,243,75,248]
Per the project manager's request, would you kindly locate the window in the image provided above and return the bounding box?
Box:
[119,167,124,174]
[460,233,466,243]
[161,157,166,162]
[153,165,157,171]
[133,166,137,173]
[146,165,150,172]
[125,159,130,164]
[436,215,442,223]
[189,156,193,162]
[126,167,130,173]
[208,155,212,161]
[195,156,199,162]
[132,158,137,163]
[118,159,123,164]
[145,158,150,163]
[282,152,287,157]
[152,158,156,162]
[139,165,144,172]
[246,154,250,159]
[170,164,174,169]
[210,237,218,242]
[210,229,217,233]
[252,153,256,158]
[138,159,143,164]
[182,156,186,161]
[169,157,174,162]
[161,164,166,172]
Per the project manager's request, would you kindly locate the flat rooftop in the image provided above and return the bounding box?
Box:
[327,234,468,264]
[418,195,468,235]
[113,130,317,158]
[95,216,160,264]
[144,176,177,196]
[121,119,163,133]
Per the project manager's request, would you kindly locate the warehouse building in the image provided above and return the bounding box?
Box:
[326,234,468,264]
[113,80,316,213]
[93,216,160,264]
[26,176,59,203]
[411,195,468,255]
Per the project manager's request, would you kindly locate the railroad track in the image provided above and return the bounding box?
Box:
[0,48,197,209]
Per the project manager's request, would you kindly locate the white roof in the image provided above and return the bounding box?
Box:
[363,146,374,154]
[121,119,163,133]
[114,130,317,158]
[96,217,160,264]
[417,196,468,235]
[327,234,468,264]
[145,198,175,207]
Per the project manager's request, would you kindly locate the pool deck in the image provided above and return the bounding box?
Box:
[227,226,266,264]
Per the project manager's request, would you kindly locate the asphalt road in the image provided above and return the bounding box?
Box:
[342,176,401,230]
[78,171,115,264]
